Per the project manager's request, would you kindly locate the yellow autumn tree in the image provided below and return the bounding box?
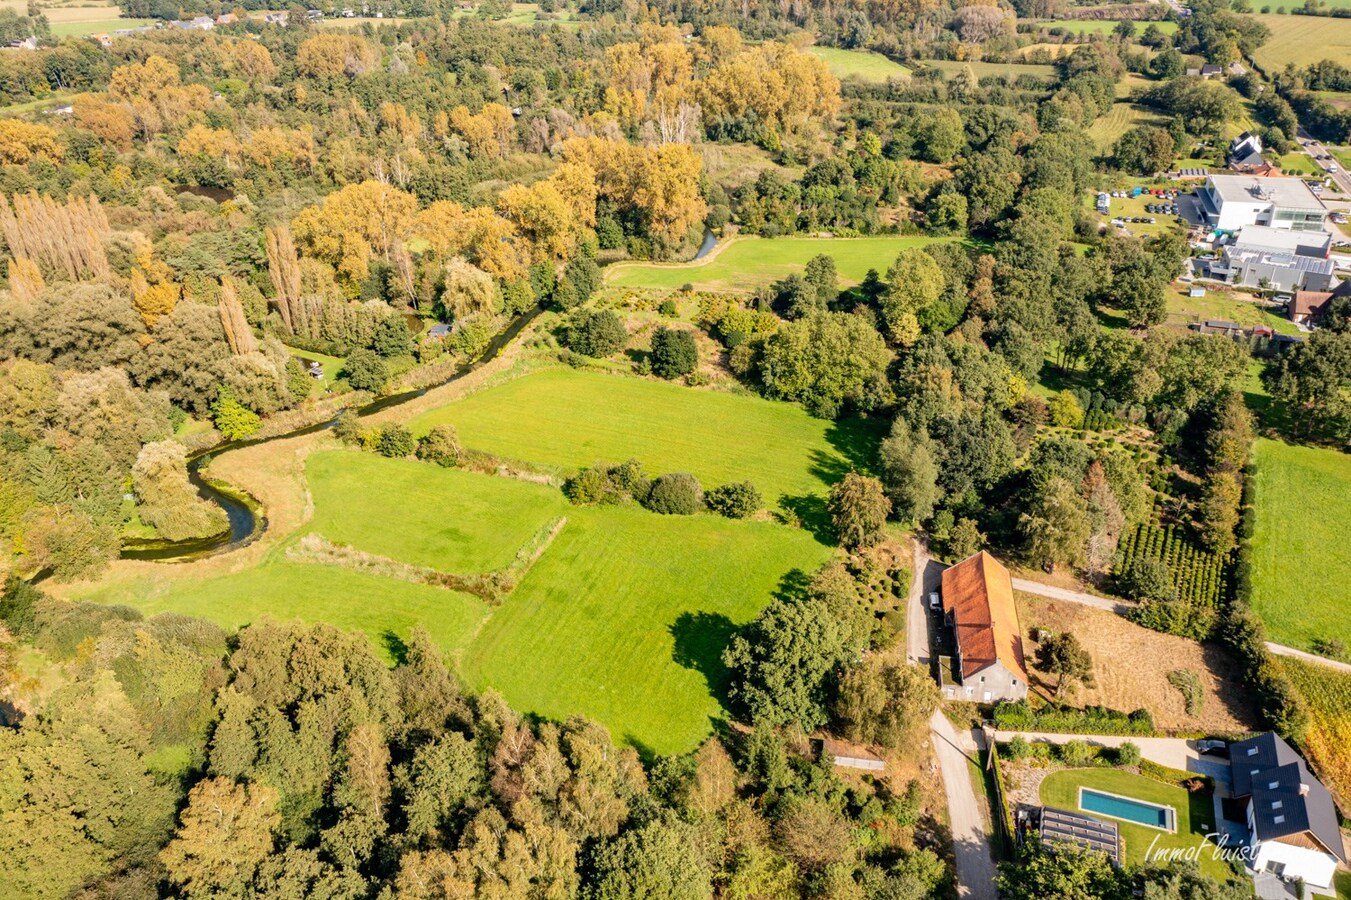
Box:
[0,119,63,165]
[296,34,379,78]
[448,104,515,159]
[72,95,137,152]
[413,202,529,283]
[561,137,706,252]
[6,256,43,304]
[291,181,418,287]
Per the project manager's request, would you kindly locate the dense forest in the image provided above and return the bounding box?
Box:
[0,0,1348,896]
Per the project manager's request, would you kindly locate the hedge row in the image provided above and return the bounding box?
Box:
[993,700,1156,736]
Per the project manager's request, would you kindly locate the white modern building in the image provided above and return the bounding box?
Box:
[1198,174,1327,232]
[1231,733,1346,893]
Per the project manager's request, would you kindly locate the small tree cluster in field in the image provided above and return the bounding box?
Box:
[564,309,627,358]
[705,481,763,519]
[564,458,651,506]
[649,326,698,379]
[341,348,390,393]
[644,472,704,515]
[415,424,461,467]
[332,411,414,458]
[1166,669,1205,717]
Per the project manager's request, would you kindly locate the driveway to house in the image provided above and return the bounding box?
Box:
[906,540,944,665]
[990,731,1223,775]
[932,711,999,900]
[1012,578,1351,675]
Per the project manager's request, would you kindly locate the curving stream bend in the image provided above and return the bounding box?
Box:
[122,306,546,563]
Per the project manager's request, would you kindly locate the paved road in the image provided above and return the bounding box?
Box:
[932,711,999,900]
[1012,578,1351,675]
[1297,127,1351,196]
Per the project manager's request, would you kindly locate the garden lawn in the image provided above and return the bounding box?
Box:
[807,46,911,81]
[1164,287,1299,335]
[1248,438,1351,651]
[304,451,569,572]
[1039,768,1232,881]
[1086,103,1169,151]
[463,502,831,756]
[604,235,955,292]
[408,367,878,512]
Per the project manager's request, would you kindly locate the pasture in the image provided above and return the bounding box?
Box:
[1085,102,1168,151]
[1247,438,1351,651]
[604,235,954,292]
[1035,19,1178,35]
[807,46,911,81]
[1039,769,1231,881]
[70,385,843,755]
[1249,13,1351,68]
[407,367,876,511]
[917,59,1059,80]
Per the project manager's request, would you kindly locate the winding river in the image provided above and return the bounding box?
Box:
[122,306,546,563]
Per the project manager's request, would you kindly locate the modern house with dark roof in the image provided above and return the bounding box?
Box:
[939,551,1028,702]
[1231,732,1346,891]
[1228,132,1270,174]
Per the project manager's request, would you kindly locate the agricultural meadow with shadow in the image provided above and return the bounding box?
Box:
[67,370,867,755]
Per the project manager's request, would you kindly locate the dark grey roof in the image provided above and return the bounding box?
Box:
[1230,733,1346,862]
[1229,148,1266,169]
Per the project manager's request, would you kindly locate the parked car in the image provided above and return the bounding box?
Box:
[1196,740,1229,757]
[928,592,941,612]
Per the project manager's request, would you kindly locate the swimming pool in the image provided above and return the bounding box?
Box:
[1079,787,1177,832]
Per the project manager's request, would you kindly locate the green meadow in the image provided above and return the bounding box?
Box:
[1248,438,1351,651]
[604,235,954,292]
[807,46,911,81]
[73,371,848,754]
[408,367,877,510]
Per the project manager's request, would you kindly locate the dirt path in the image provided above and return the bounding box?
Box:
[931,711,998,900]
[1010,578,1128,614]
[1264,642,1351,675]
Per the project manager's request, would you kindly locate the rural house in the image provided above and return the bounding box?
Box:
[940,551,1028,702]
[1227,132,1269,174]
[1230,733,1346,892]
[1290,290,1333,326]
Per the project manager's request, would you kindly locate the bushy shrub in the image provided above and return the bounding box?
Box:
[1166,669,1204,717]
[706,481,762,519]
[564,459,650,505]
[565,309,627,358]
[644,472,704,515]
[1058,739,1093,767]
[416,424,460,467]
[650,327,697,379]
[376,424,415,458]
[1116,741,1142,767]
[342,348,389,393]
[993,700,1155,736]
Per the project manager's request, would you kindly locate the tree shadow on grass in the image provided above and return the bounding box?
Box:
[381,629,409,665]
[670,611,738,707]
[777,492,834,544]
[772,567,812,603]
[823,414,886,477]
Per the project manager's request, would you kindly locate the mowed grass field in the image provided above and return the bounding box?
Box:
[1249,13,1351,68]
[808,46,910,81]
[408,367,876,509]
[1164,287,1299,335]
[72,415,836,754]
[919,59,1058,80]
[605,235,954,291]
[464,501,830,754]
[1036,19,1178,35]
[1248,438,1351,650]
[1086,102,1168,151]
[1040,769,1231,881]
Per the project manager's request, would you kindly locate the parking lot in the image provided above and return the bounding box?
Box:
[1098,188,1190,237]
